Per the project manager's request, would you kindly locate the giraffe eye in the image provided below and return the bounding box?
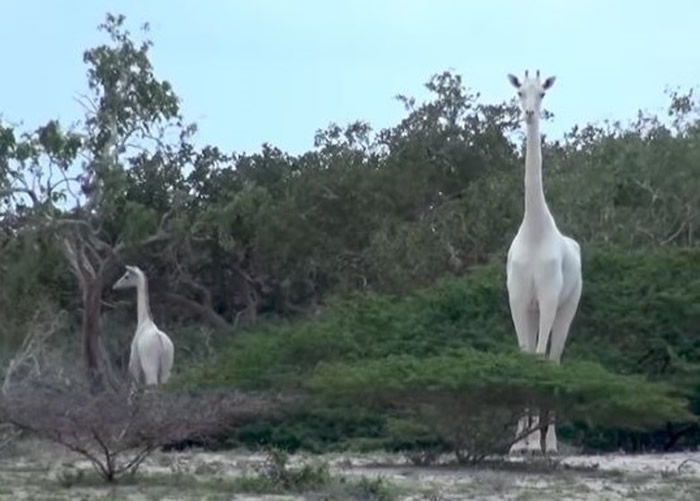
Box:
[540,92,545,98]
[518,91,524,98]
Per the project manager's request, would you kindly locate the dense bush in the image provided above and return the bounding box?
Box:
[176,246,700,453]
[176,262,510,391]
[311,350,691,462]
[181,246,700,385]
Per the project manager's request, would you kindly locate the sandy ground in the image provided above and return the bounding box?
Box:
[0,440,699,500]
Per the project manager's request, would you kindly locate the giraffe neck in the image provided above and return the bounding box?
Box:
[522,118,553,234]
[136,276,152,327]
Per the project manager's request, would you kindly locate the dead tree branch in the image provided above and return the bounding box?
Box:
[0,376,287,482]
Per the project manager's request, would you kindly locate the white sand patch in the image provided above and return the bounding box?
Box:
[562,451,700,474]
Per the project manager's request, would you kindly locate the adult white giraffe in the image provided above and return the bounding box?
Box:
[113,265,174,386]
[506,70,582,455]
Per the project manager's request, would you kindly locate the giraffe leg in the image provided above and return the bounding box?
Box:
[510,412,530,454]
[141,361,159,386]
[535,293,560,356]
[532,259,564,356]
[508,298,538,354]
[533,296,559,455]
[507,301,538,455]
[545,279,582,454]
[544,411,558,455]
[549,280,581,364]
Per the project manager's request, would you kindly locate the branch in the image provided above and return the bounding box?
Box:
[111,229,171,259]
[5,415,110,479]
[73,93,98,115]
[2,305,65,395]
[48,172,82,206]
[661,219,688,246]
[163,292,229,330]
[62,237,88,290]
[91,427,114,476]
[112,207,175,257]
[678,458,700,473]
[661,203,693,246]
[115,444,157,476]
[0,187,40,206]
[171,256,216,308]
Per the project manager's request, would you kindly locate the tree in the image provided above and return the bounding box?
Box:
[310,350,693,463]
[0,376,278,481]
[0,14,192,390]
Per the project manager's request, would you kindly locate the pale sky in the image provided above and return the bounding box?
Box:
[1,1,699,155]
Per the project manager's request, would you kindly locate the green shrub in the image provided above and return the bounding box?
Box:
[570,247,700,373]
[233,407,387,453]
[310,349,693,462]
[177,263,512,392]
[177,246,700,453]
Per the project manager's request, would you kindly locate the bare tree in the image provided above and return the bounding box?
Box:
[1,301,68,451]
[2,301,66,395]
[0,376,283,482]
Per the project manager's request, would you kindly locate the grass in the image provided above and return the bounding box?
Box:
[58,471,398,499]
[0,444,400,500]
[0,439,699,500]
[0,468,399,500]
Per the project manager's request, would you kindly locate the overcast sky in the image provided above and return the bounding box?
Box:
[1,1,698,155]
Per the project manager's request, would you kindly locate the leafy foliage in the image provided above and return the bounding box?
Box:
[177,263,511,391]
[310,350,691,463]
[178,247,700,454]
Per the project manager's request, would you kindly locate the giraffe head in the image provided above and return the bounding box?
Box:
[113,265,145,290]
[507,70,556,125]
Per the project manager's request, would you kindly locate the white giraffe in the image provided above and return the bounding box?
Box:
[506,70,582,454]
[113,265,174,386]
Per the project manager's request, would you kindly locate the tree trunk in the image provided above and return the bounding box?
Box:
[82,276,114,393]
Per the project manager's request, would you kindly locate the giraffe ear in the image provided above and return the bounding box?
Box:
[542,76,556,90]
[507,74,521,88]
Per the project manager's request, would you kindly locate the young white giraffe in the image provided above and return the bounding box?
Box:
[506,70,582,454]
[113,265,174,386]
